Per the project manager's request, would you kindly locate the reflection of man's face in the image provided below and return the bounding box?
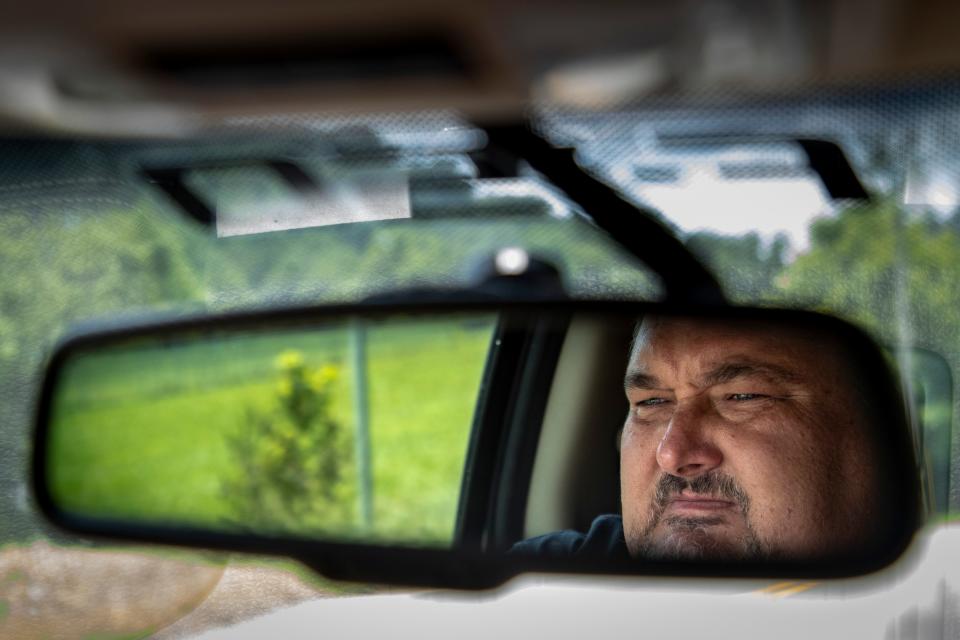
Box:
[620,317,877,561]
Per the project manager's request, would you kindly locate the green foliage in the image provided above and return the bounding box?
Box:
[684,201,960,362]
[222,351,354,535]
[777,203,960,348]
[0,205,206,364]
[685,230,789,302]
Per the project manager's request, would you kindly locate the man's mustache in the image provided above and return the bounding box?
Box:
[653,471,751,514]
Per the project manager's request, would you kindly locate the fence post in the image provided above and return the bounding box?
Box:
[350,318,374,530]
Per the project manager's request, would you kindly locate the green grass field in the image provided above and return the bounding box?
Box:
[47,315,495,546]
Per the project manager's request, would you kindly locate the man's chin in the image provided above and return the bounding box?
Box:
[633,519,761,561]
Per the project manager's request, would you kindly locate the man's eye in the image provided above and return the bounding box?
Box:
[637,397,669,407]
[728,393,764,401]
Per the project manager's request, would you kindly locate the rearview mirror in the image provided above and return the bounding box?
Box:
[33,300,920,588]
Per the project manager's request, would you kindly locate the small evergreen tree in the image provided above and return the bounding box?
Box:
[222,350,354,535]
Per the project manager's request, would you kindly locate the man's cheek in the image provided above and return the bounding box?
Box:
[620,437,660,489]
[620,468,656,515]
[742,472,826,552]
[619,466,659,532]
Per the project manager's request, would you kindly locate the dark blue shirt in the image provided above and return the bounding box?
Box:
[510,514,629,560]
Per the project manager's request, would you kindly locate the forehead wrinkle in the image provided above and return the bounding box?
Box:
[625,353,806,394]
[697,357,805,388]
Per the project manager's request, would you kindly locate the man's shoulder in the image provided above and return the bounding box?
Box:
[509,514,628,559]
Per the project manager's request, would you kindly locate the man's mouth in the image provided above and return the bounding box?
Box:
[642,471,753,539]
[665,490,737,514]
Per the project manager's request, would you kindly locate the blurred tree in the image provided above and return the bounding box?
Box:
[684,230,789,302]
[0,205,205,364]
[222,351,354,535]
[777,202,960,348]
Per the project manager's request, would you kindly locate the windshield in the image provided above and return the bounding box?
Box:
[3,82,960,636]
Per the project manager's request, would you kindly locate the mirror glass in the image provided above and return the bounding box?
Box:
[45,313,497,546]
[39,307,918,569]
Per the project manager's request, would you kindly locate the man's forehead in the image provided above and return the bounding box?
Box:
[628,316,816,378]
[632,316,799,353]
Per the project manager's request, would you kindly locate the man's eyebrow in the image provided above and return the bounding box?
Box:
[700,359,803,386]
[624,369,661,390]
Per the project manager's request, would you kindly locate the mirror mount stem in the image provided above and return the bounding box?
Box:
[476,122,727,305]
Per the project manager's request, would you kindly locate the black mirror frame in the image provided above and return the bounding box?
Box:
[32,296,921,589]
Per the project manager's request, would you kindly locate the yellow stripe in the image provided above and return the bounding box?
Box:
[772,582,818,598]
[754,581,797,594]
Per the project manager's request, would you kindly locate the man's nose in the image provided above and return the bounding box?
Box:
[655,396,723,478]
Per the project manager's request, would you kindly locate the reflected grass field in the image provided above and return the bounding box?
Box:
[47,316,495,545]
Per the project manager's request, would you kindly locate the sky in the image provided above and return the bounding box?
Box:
[634,166,834,255]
